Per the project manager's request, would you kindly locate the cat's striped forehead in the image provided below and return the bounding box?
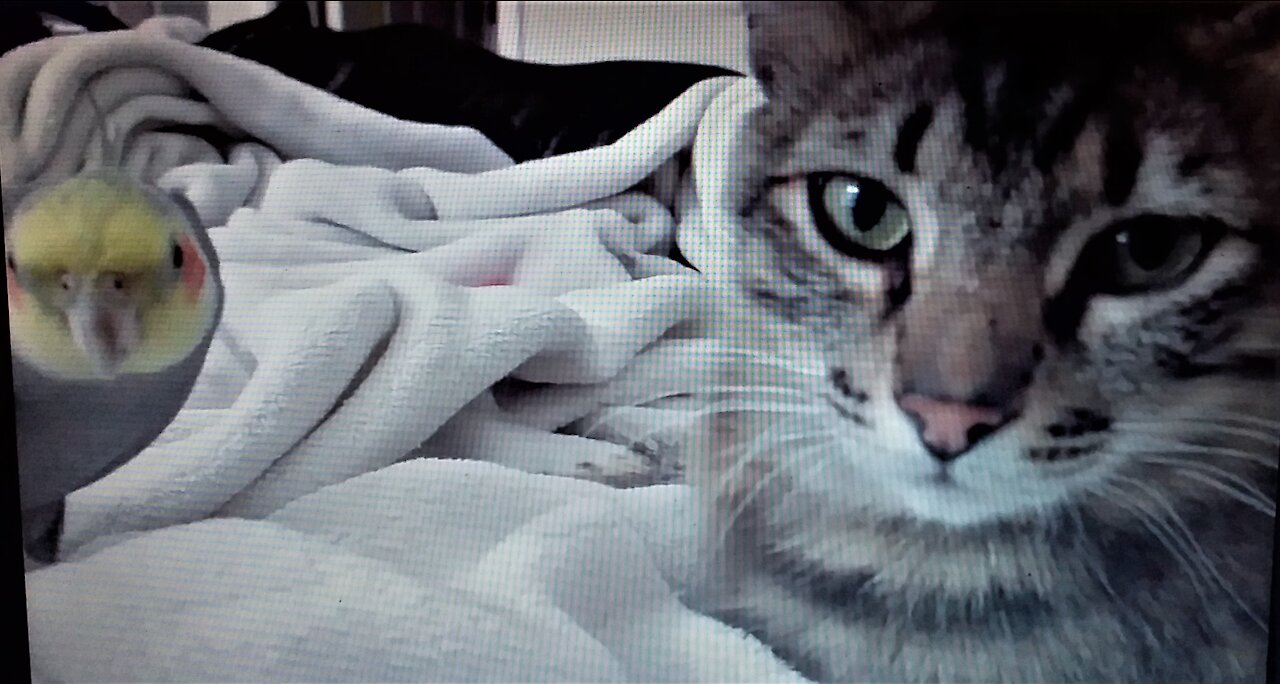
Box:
[745,4,1265,244]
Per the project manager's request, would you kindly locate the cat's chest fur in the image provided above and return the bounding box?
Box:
[696,514,1267,682]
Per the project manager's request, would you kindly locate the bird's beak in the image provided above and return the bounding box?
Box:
[63,282,142,379]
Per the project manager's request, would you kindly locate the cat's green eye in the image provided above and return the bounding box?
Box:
[807,174,911,260]
[1085,215,1223,294]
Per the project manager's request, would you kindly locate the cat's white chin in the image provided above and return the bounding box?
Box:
[854,444,1076,529]
[836,410,1081,528]
[890,474,1058,528]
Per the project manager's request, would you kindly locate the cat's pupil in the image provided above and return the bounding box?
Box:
[1120,228,1179,271]
[807,174,911,260]
[848,182,888,232]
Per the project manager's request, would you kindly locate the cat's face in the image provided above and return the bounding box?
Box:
[713,2,1279,534]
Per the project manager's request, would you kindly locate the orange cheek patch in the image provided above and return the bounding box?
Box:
[6,262,22,310]
[179,235,206,301]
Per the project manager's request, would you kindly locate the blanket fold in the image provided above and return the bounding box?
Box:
[5,19,791,683]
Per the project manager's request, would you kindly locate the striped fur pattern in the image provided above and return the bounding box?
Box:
[690,3,1280,681]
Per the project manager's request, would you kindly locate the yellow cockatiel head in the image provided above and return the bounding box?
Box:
[5,173,221,380]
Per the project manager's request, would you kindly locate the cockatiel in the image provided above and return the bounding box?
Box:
[5,172,223,564]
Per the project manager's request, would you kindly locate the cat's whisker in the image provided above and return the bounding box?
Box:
[709,415,831,464]
[1100,481,1212,590]
[609,383,810,410]
[695,398,827,419]
[1111,421,1280,447]
[747,450,855,558]
[1094,482,1217,618]
[1171,469,1276,518]
[1133,455,1275,502]
[714,435,839,552]
[711,428,825,497]
[1063,505,1122,603]
[697,385,815,400]
[1150,480,1269,633]
[1096,482,1229,621]
[715,459,805,552]
[1132,456,1276,516]
[1106,475,1267,631]
[1118,439,1277,469]
[575,392,820,443]
[1147,412,1280,431]
[709,347,827,377]
[1064,502,1167,649]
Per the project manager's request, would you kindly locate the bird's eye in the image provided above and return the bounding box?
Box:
[807,173,912,261]
[4,254,14,272]
[171,242,184,270]
[1076,215,1224,295]
[112,276,126,290]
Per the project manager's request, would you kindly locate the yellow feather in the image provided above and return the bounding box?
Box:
[9,299,95,377]
[10,176,174,277]
[125,281,219,375]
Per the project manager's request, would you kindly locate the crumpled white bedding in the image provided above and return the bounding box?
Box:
[3,17,801,682]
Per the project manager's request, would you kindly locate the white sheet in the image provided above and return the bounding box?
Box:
[4,19,802,683]
[33,461,801,682]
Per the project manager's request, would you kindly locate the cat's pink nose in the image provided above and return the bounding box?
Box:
[897,394,1006,462]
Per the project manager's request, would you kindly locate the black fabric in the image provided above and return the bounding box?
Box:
[1,2,127,57]
[200,2,741,163]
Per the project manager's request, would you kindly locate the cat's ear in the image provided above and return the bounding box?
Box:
[1178,1,1280,64]
[1180,2,1280,188]
[1185,3,1280,108]
[743,1,934,101]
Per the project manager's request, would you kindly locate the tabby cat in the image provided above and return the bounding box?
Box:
[690,3,1280,682]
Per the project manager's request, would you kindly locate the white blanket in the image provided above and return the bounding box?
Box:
[4,19,800,683]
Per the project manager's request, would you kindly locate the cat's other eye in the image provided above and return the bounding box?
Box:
[806,173,912,261]
[1077,215,1224,295]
